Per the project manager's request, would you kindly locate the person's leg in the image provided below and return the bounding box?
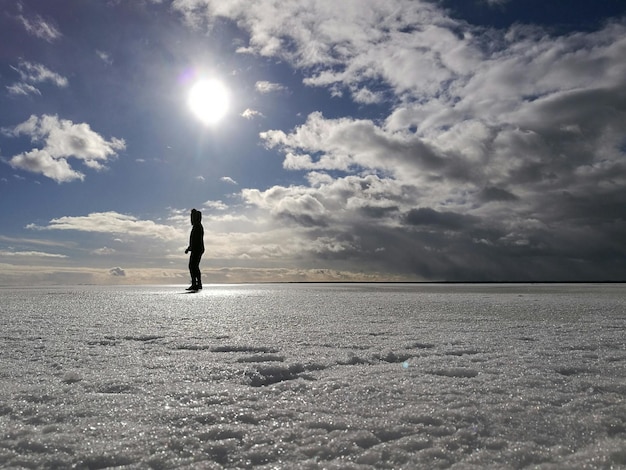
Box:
[195,254,203,289]
[189,253,202,289]
[188,255,197,289]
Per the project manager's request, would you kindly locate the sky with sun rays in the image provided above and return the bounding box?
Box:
[0,0,625,285]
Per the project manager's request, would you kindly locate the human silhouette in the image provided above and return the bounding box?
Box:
[185,208,205,291]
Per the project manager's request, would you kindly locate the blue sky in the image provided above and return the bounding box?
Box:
[1,0,625,285]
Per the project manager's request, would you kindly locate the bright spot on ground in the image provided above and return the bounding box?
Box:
[188,79,229,125]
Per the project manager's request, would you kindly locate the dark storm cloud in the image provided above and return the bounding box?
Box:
[345,215,625,282]
[405,208,479,230]
[501,85,626,188]
[479,186,518,202]
[359,205,399,219]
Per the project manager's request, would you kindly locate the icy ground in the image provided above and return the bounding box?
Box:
[1,283,625,469]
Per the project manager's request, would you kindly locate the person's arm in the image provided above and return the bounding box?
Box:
[185,227,194,253]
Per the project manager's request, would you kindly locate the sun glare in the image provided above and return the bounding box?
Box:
[188,79,229,125]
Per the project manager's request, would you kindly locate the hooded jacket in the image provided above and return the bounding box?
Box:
[189,209,205,254]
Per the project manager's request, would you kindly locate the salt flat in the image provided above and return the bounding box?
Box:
[1,283,625,469]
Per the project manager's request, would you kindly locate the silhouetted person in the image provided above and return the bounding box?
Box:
[185,208,204,291]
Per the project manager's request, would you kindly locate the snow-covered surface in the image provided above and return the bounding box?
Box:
[1,283,625,469]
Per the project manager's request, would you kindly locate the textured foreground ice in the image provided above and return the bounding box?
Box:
[1,283,625,469]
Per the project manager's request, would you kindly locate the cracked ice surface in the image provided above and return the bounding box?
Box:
[1,283,625,469]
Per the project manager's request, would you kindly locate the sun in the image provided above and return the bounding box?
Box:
[188,79,229,125]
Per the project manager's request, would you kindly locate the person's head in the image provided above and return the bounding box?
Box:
[190,208,202,225]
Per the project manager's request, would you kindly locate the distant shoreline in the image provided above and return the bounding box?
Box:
[1,280,624,289]
[282,280,626,284]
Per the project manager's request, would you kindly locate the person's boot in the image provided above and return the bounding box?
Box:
[186,283,197,291]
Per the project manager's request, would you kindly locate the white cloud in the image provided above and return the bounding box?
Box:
[203,200,228,210]
[351,86,383,104]
[241,108,264,119]
[262,112,459,182]
[96,50,113,65]
[11,61,68,88]
[4,115,126,183]
[220,176,238,185]
[7,56,67,98]
[27,212,183,241]
[242,173,410,228]
[9,149,86,183]
[18,13,61,42]
[6,83,41,96]
[0,235,71,248]
[0,250,67,258]
[93,247,116,255]
[255,80,287,94]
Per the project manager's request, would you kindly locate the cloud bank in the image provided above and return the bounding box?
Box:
[171,0,626,280]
